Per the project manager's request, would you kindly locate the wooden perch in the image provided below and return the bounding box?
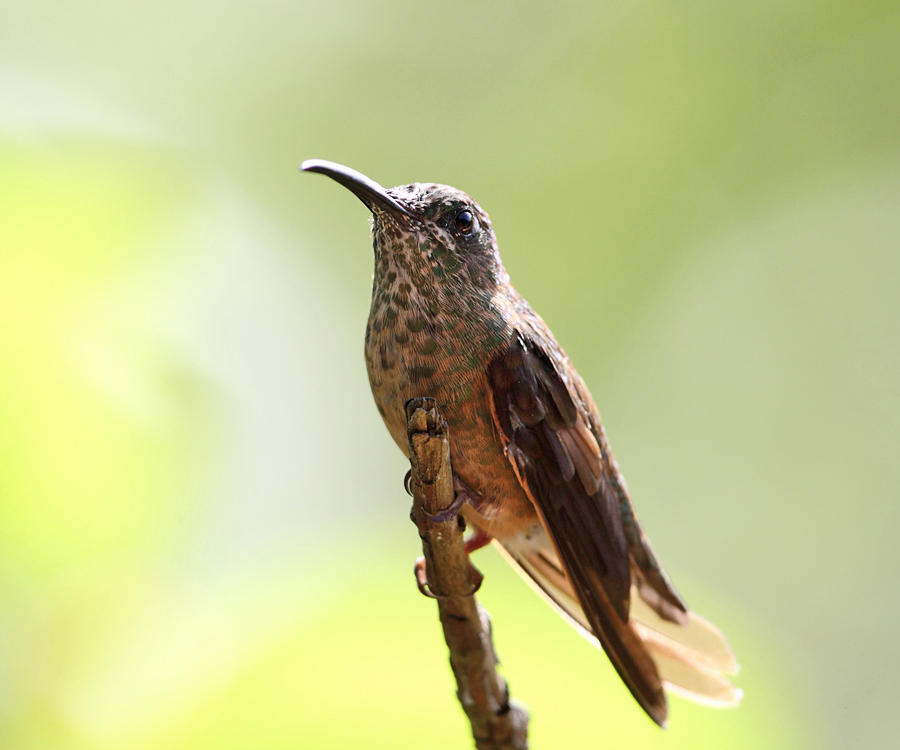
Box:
[406,397,530,750]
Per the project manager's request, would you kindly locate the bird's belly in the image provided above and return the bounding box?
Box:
[368,359,538,540]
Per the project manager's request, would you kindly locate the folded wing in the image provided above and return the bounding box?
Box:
[486,332,739,724]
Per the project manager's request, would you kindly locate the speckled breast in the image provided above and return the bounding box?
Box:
[364,305,537,538]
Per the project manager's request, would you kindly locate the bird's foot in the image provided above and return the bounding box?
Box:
[415,476,483,523]
[413,529,491,598]
[463,527,493,555]
[414,554,485,599]
[420,490,465,523]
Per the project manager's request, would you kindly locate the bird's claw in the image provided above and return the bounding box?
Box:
[414,556,436,598]
[420,490,466,523]
[414,555,484,599]
[411,473,487,597]
[419,477,486,523]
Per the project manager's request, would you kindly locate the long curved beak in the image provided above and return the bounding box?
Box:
[300,159,416,220]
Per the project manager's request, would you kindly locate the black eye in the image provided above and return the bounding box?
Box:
[453,209,475,236]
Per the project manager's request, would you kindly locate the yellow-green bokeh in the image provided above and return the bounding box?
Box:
[2,2,898,748]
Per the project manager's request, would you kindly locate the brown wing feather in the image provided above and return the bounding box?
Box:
[570,376,689,625]
[487,334,668,726]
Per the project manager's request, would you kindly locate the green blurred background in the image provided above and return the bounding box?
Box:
[2,1,898,748]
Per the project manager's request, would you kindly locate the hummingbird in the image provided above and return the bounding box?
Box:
[302,159,740,726]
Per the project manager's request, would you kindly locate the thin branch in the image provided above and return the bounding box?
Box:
[406,397,530,750]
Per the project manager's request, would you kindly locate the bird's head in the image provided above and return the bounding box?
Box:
[302,159,506,294]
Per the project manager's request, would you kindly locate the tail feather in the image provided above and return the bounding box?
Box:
[629,595,738,675]
[496,538,741,710]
